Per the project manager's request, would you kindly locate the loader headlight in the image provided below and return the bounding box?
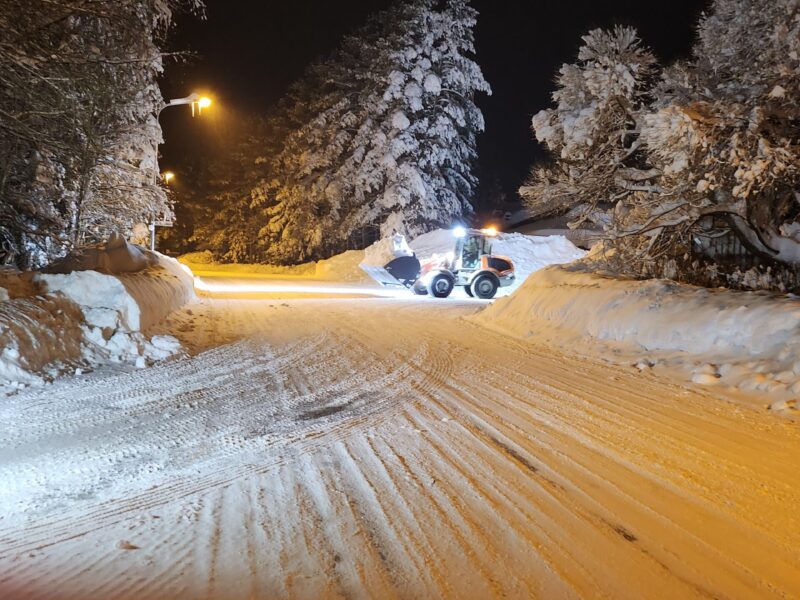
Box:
[453,226,466,238]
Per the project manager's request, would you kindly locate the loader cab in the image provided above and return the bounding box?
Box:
[456,231,493,271]
[448,226,515,299]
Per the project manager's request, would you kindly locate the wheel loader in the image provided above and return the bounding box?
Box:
[360,227,515,299]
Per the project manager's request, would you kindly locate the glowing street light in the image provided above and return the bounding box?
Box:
[160,92,213,116]
[193,96,212,116]
[162,171,175,184]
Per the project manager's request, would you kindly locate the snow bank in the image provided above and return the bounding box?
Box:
[0,294,85,389]
[475,265,800,405]
[181,250,375,284]
[0,254,194,394]
[36,254,193,333]
[43,232,155,275]
[315,250,376,283]
[0,266,37,298]
[491,233,586,292]
[360,234,413,268]
[118,255,195,331]
[181,252,318,277]
[408,228,456,258]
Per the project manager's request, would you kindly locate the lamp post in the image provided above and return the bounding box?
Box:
[151,93,212,251]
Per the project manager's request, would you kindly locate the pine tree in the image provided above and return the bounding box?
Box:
[184,112,285,262]
[257,0,490,264]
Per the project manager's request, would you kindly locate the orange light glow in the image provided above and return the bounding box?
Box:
[191,96,213,117]
[193,276,407,298]
[482,226,498,236]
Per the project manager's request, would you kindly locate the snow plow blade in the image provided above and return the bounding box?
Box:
[361,255,421,289]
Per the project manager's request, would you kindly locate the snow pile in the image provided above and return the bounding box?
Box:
[0,266,37,298]
[37,253,193,332]
[315,250,376,283]
[182,250,374,284]
[43,232,156,275]
[0,294,86,389]
[408,228,457,259]
[491,233,586,292]
[0,254,194,394]
[475,265,800,406]
[117,254,195,331]
[37,270,140,331]
[360,233,414,268]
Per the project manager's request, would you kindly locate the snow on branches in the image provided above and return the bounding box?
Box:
[521,27,657,229]
[0,0,204,268]
[523,0,800,283]
[251,0,490,265]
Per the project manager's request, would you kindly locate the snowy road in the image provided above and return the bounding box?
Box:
[1,281,799,599]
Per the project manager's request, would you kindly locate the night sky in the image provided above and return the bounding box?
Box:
[160,0,711,204]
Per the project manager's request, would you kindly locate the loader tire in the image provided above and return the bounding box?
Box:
[430,273,454,298]
[470,274,498,299]
[464,285,474,297]
[412,281,428,295]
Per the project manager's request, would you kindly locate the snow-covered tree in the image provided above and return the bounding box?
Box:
[258,0,490,264]
[640,0,800,265]
[0,0,203,267]
[524,2,800,284]
[183,113,285,262]
[520,27,658,230]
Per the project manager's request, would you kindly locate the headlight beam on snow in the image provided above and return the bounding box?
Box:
[193,276,409,298]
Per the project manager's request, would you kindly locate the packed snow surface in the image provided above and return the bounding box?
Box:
[1,290,799,599]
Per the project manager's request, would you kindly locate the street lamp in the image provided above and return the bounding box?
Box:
[159,92,213,118]
[162,171,175,184]
[150,92,213,251]
[193,96,212,117]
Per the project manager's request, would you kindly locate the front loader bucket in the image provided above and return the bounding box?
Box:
[361,255,421,289]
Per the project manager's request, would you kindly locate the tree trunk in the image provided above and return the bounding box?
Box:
[72,167,93,247]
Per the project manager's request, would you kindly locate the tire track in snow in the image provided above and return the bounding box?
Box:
[2,296,800,598]
[0,333,443,559]
[398,337,798,597]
